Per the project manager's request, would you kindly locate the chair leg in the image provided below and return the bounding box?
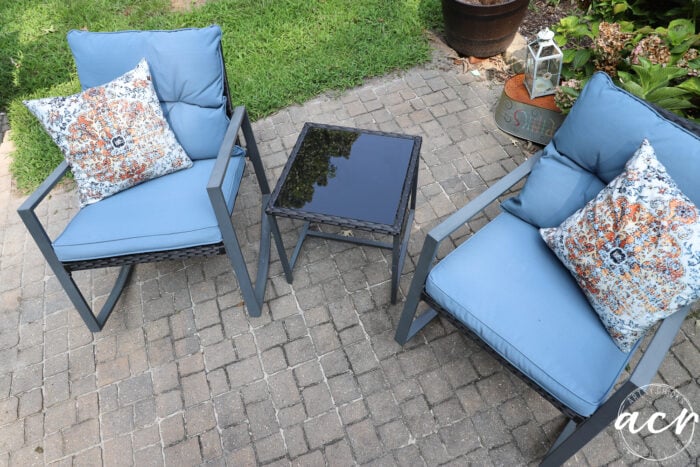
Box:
[19,198,132,331]
[219,197,292,318]
[220,221,264,317]
[52,263,133,332]
[242,110,292,283]
[395,304,438,345]
[541,311,689,465]
[212,107,292,316]
[540,419,579,467]
[394,235,440,344]
[540,392,626,466]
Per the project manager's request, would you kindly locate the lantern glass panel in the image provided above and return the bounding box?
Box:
[525,53,536,93]
[540,44,558,57]
[532,59,558,95]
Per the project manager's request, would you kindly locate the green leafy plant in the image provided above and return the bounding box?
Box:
[578,0,699,28]
[618,59,695,112]
[664,19,700,61]
[553,10,699,120]
[679,77,700,96]
[553,16,599,79]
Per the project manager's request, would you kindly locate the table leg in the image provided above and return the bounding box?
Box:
[272,220,311,285]
[391,234,401,304]
[289,221,311,269]
[390,208,415,304]
[277,217,411,304]
[270,215,293,283]
[391,161,419,303]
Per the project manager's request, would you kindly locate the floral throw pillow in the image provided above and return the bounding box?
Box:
[24,58,192,207]
[540,140,700,352]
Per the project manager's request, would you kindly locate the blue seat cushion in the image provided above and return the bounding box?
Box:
[67,26,228,160]
[501,144,605,228]
[53,152,245,262]
[426,213,635,417]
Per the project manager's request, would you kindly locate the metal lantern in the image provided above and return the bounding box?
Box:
[524,28,563,99]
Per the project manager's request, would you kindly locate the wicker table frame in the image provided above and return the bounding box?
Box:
[267,123,422,304]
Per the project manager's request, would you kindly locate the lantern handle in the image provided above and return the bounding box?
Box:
[537,28,555,42]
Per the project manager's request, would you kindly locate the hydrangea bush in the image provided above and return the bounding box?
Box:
[552,2,699,120]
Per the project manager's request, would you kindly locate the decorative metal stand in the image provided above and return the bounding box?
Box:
[495,74,565,145]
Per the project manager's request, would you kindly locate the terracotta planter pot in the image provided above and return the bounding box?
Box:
[441,0,529,58]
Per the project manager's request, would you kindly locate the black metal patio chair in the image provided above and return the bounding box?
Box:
[18,26,291,331]
[394,72,700,465]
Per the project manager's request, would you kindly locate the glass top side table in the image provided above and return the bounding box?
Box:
[267,123,422,303]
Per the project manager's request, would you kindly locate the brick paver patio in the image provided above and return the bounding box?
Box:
[0,48,698,466]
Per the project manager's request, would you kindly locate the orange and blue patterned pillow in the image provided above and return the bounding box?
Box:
[24,58,192,207]
[540,140,700,352]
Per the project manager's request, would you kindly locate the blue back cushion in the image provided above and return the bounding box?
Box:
[503,72,700,227]
[67,26,228,159]
[501,143,606,228]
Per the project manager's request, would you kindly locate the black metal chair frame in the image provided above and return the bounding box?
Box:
[18,58,292,332]
[394,138,695,464]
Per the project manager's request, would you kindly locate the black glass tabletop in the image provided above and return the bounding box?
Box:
[269,124,420,231]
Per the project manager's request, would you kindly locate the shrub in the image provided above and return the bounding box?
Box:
[578,0,699,28]
[554,2,699,120]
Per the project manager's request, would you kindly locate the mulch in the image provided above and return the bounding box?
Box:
[520,0,582,40]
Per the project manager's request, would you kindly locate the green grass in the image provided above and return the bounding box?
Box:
[2,0,442,191]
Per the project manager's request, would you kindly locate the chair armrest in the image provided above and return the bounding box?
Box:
[398,150,542,341]
[18,161,70,216]
[570,306,692,443]
[207,105,247,198]
[428,150,541,244]
[17,161,70,264]
[629,305,690,387]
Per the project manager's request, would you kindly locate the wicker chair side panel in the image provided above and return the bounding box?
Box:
[63,243,226,272]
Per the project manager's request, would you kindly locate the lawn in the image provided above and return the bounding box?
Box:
[1,0,442,191]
